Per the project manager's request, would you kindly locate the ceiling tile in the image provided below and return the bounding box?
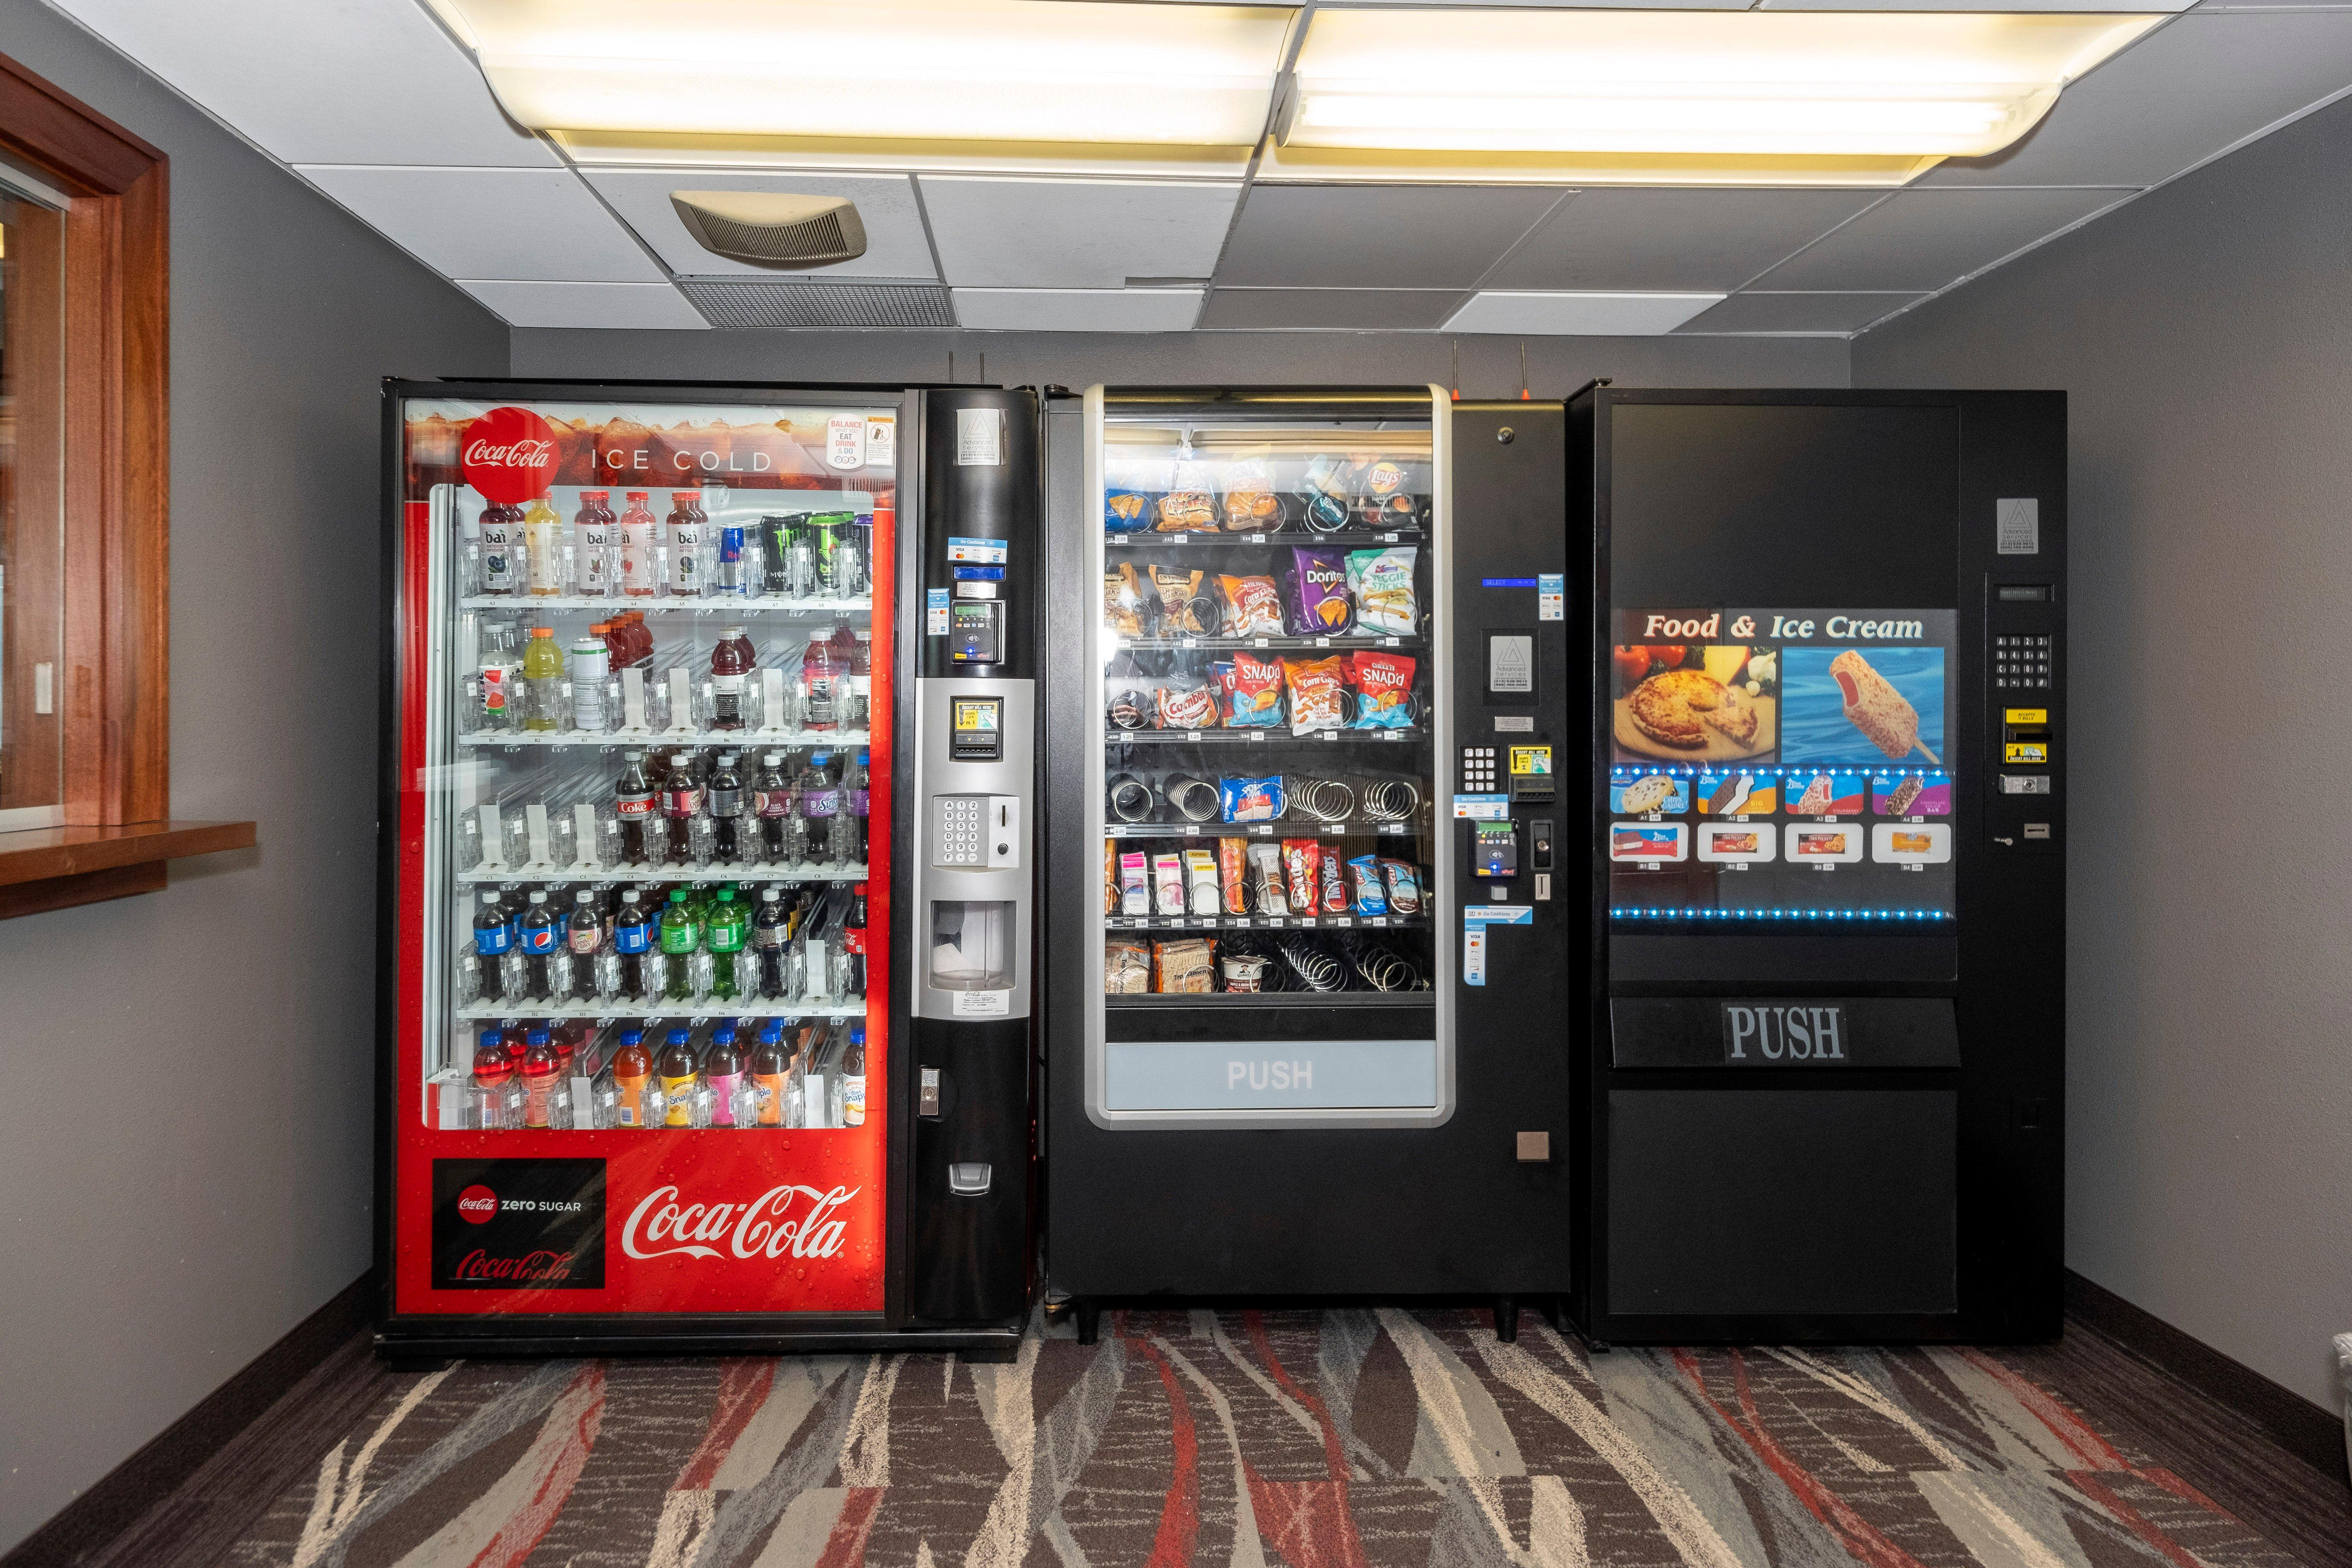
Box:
[1486,189,1883,292]
[577,168,934,279]
[45,0,554,167]
[1441,291,1723,336]
[1216,185,1568,289]
[952,288,1203,331]
[1675,292,1926,335]
[456,281,709,330]
[1760,0,2189,9]
[1198,289,1462,330]
[1747,188,2128,292]
[1925,10,2352,187]
[296,167,668,283]
[919,177,1240,288]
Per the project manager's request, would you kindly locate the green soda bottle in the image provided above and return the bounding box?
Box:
[659,888,698,1000]
[706,887,747,999]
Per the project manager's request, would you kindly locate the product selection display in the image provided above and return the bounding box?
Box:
[1096,432,1435,999]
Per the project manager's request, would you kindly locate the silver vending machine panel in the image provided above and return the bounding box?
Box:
[913,678,1034,1020]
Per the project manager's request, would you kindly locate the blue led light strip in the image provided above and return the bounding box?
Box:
[1608,908,1951,922]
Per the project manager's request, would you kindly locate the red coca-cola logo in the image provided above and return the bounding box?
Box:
[453,1248,576,1281]
[456,1184,499,1224]
[459,406,557,503]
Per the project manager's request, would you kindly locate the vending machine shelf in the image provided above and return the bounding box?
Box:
[459,862,869,885]
[1104,727,1423,746]
[454,999,866,1022]
[1111,634,1422,653]
[461,595,869,615]
[461,728,870,749]
[1105,989,1434,1009]
[1106,821,1425,839]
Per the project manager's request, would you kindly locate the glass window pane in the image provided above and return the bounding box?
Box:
[0,189,64,827]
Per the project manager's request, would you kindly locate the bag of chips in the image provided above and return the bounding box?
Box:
[1159,451,1220,534]
[1105,561,1147,638]
[1156,673,1220,731]
[1220,775,1286,823]
[1218,573,1285,638]
[1347,650,1416,730]
[1104,491,1151,534]
[1152,564,1212,634]
[1285,655,1347,733]
[1226,648,1285,728]
[1347,546,1418,635]
[1103,449,1170,535]
[1285,547,1354,635]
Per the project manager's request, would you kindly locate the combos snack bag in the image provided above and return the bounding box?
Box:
[1155,673,1220,731]
[1218,573,1285,637]
[1284,655,1347,733]
[1347,651,1415,730]
[1220,775,1287,823]
[1151,564,1212,635]
[1285,546,1353,635]
[1225,648,1285,727]
[1346,546,1418,635]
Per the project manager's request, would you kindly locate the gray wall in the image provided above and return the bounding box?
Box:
[510,327,1847,397]
[0,2,508,1553]
[1855,94,2352,1413]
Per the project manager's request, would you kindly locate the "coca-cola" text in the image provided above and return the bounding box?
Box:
[622,1183,858,1263]
[464,437,555,468]
[452,1247,578,1282]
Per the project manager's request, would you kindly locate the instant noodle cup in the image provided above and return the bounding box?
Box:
[1285,655,1347,733]
[1347,650,1416,729]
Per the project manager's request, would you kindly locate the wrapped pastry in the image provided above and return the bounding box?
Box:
[1154,938,1216,994]
[1105,562,1147,638]
[1106,935,1150,993]
[1152,564,1212,635]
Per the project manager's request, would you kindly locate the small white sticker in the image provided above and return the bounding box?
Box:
[1453,794,1510,820]
[1537,572,1565,621]
[946,536,1009,564]
[1997,498,2040,555]
[955,580,998,599]
[1494,715,1535,733]
[826,414,866,471]
[953,988,1011,1016]
[926,586,950,636]
[865,416,895,466]
[956,406,1004,466]
[1464,926,1488,986]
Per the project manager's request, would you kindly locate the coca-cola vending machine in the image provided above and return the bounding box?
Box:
[375,381,1037,1356]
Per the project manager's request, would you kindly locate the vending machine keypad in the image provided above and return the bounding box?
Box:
[1993,634,2050,689]
[1461,746,1498,792]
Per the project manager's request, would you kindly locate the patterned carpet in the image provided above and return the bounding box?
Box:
[222,1308,2294,1568]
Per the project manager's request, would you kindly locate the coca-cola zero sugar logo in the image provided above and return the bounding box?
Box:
[459,406,557,503]
[456,1184,498,1224]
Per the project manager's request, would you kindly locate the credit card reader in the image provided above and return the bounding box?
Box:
[949,600,1002,665]
[1474,820,1519,879]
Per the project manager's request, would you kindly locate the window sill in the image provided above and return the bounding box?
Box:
[0,819,258,918]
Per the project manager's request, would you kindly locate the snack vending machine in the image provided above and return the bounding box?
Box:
[1042,387,1573,1333]
[1578,388,2065,1343]
[375,381,1037,1356]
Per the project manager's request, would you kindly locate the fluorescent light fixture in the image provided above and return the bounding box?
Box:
[429,0,1294,151]
[1283,8,2160,169]
[1442,292,1724,337]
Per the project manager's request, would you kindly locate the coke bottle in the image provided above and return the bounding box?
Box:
[613,889,656,998]
[619,491,659,597]
[711,625,754,730]
[845,881,868,1001]
[751,886,790,998]
[800,751,840,867]
[520,1027,562,1129]
[615,750,656,863]
[479,501,520,595]
[704,1021,747,1127]
[574,489,615,597]
[668,490,704,597]
[657,1027,701,1127]
[470,1027,522,1130]
[753,750,793,863]
[468,890,511,999]
[519,890,558,995]
[752,1022,791,1126]
[662,751,700,866]
[708,751,746,864]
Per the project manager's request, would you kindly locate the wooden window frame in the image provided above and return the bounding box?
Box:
[0,48,253,918]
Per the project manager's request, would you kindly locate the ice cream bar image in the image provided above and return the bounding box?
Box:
[1829,650,1931,761]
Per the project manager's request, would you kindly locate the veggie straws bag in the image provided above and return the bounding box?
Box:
[1346,546,1417,635]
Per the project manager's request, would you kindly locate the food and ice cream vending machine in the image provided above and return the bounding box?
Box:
[1576,388,2065,1343]
[1040,387,1575,1331]
[373,380,1037,1356]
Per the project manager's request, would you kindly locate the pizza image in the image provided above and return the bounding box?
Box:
[1628,670,1757,750]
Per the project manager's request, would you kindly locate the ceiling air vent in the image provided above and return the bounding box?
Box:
[670,191,868,269]
[675,278,955,330]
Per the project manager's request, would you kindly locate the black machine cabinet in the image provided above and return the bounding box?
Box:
[1041,389,1575,1335]
[1574,388,2065,1344]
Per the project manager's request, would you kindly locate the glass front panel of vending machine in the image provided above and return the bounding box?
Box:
[1085,388,1448,1127]
[391,394,896,1318]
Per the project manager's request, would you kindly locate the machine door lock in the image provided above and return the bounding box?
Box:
[919,1067,943,1118]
